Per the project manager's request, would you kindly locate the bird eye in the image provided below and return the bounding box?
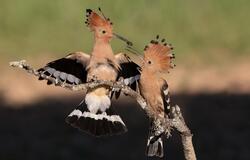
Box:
[102,30,106,34]
[148,61,151,64]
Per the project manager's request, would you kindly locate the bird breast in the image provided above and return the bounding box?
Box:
[87,64,117,81]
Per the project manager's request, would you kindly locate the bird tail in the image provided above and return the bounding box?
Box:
[146,135,164,158]
[145,118,165,158]
[65,99,127,137]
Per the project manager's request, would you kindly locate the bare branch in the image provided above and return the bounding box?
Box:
[170,105,196,160]
[9,60,148,108]
[9,60,196,160]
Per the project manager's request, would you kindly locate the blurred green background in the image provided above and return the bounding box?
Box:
[1,0,249,64]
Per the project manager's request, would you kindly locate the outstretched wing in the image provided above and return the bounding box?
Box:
[38,52,90,85]
[115,53,141,91]
[160,80,171,114]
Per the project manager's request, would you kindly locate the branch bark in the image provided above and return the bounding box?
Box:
[170,105,196,160]
[10,60,196,160]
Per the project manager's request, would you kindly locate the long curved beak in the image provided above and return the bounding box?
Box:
[113,33,142,60]
[113,33,133,46]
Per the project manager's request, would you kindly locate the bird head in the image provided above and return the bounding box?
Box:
[85,8,133,45]
[142,35,175,74]
[85,8,113,42]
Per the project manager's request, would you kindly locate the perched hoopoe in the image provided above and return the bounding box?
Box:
[138,35,175,157]
[38,8,140,136]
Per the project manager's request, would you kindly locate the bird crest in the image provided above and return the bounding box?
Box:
[85,8,113,32]
[143,35,175,73]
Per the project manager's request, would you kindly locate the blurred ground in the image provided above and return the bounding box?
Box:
[1,58,250,105]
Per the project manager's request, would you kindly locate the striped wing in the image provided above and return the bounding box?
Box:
[38,52,90,85]
[115,53,141,91]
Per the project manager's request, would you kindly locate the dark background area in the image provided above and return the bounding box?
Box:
[1,94,249,160]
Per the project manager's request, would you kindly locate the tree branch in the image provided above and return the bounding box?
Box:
[9,60,196,160]
[170,105,196,160]
[9,60,148,109]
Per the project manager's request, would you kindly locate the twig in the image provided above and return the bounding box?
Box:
[9,60,196,160]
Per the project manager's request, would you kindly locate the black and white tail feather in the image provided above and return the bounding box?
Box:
[146,135,164,158]
[65,99,127,137]
[146,119,165,158]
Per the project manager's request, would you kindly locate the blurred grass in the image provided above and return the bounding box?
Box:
[0,0,249,64]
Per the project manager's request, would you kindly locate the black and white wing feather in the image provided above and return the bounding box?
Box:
[115,53,141,91]
[38,52,90,85]
[161,80,171,113]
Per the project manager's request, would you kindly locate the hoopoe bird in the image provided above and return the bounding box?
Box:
[138,35,175,157]
[37,8,140,136]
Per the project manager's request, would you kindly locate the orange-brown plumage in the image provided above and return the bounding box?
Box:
[37,8,140,137]
[86,9,113,34]
[140,35,175,117]
[142,37,175,74]
[139,36,175,157]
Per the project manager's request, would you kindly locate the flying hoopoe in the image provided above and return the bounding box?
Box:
[138,35,175,157]
[37,8,140,136]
